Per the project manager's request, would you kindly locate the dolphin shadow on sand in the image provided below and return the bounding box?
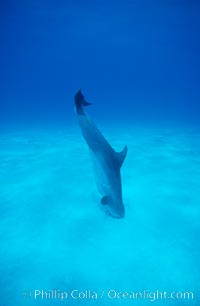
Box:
[74,90,127,218]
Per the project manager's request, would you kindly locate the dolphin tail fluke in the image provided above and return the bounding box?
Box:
[115,145,128,168]
[74,90,91,114]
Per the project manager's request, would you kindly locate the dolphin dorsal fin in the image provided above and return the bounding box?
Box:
[115,145,128,168]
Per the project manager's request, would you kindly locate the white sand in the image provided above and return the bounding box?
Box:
[0,125,199,305]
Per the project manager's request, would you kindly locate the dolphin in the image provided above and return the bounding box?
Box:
[74,90,127,218]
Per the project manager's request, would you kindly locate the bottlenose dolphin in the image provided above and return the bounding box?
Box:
[74,90,127,218]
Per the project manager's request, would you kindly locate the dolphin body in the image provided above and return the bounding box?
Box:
[74,90,127,218]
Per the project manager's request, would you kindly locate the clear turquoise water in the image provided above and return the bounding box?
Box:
[1,124,200,305]
[1,0,200,304]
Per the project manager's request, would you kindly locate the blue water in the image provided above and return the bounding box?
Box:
[1,0,200,305]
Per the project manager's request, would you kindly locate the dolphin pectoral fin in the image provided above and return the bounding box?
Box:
[116,145,128,167]
[101,196,110,205]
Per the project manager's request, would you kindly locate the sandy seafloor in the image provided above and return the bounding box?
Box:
[0,124,200,306]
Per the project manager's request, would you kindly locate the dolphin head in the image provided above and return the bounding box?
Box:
[101,195,125,218]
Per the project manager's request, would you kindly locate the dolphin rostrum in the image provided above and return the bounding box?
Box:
[74,90,127,218]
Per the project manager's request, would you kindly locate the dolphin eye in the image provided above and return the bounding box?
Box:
[101,196,110,205]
